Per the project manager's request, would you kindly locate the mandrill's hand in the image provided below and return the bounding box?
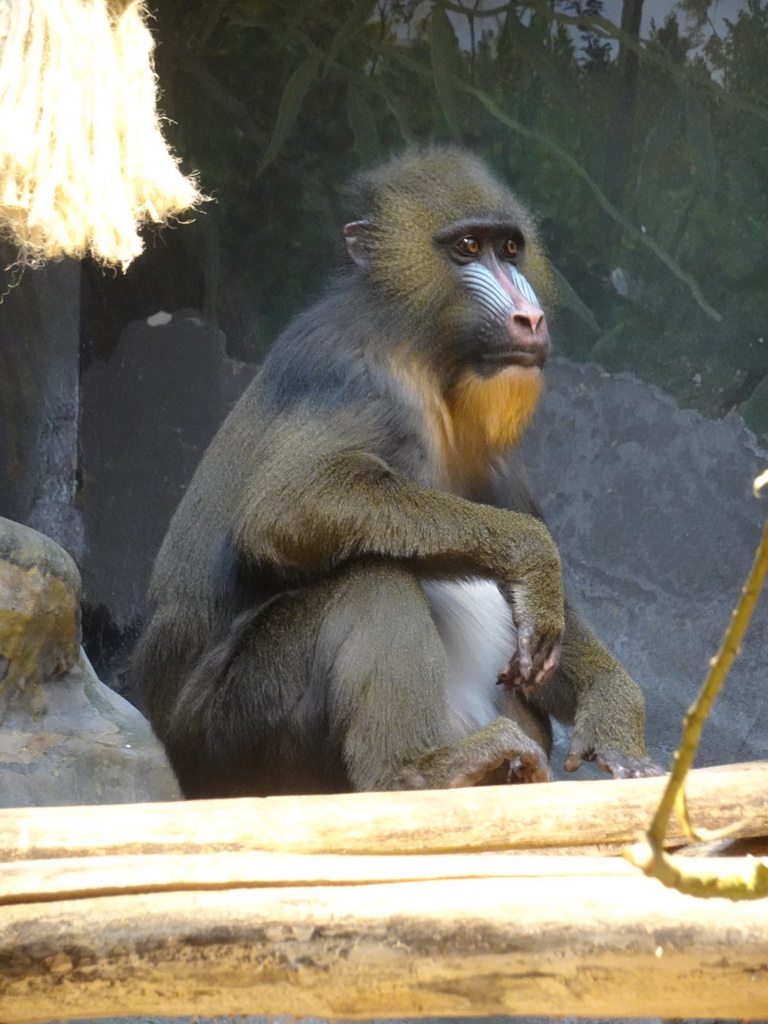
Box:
[545,600,664,780]
[498,571,564,692]
[497,640,560,693]
[564,724,664,779]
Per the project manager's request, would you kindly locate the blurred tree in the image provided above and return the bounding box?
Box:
[603,0,644,251]
[127,0,768,428]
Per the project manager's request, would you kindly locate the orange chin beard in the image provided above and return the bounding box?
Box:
[448,364,544,464]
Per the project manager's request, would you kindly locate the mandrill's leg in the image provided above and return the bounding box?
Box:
[322,563,551,791]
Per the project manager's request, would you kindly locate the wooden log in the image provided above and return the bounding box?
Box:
[2,761,767,1022]
[1,760,767,861]
[1,859,767,1022]
[0,849,766,905]
[0,850,637,905]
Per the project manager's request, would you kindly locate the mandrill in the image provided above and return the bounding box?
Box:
[133,147,660,798]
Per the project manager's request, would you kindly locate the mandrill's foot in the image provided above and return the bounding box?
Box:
[506,751,553,784]
[444,744,552,787]
[400,717,552,789]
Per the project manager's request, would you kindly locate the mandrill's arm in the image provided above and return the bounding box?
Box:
[238,442,564,687]
[534,600,662,778]
[488,454,661,779]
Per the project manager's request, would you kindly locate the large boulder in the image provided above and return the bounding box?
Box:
[0,518,179,806]
[0,517,80,692]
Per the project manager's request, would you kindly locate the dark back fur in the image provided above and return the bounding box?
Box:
[134,146,546,748]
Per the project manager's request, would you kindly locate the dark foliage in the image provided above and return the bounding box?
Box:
[144,0,768,429]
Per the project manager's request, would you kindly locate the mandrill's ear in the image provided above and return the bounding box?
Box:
[343,220,372,268]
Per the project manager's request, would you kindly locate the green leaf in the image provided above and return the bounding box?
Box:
[549,265,601,336]
[430,5,461,140]
[635,98,683,195]
[346,87,381,165]
[326,0,377,67]
[256,52,323,177]
[380,84,416,146]
[684,90,717,194]
[460,81,722,321]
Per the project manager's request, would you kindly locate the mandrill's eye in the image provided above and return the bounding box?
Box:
[456,236,481,257]
[502,238,519,259]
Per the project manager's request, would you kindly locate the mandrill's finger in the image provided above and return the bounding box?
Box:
[530,641,561,688]
[498,616,561,692]
[496,652,520,688]
[564,738,596,772]
[543,644,561,675]
[497,637,560,691]
[515,622,534,681]
[496,660,534,692]
[596,752,666,779]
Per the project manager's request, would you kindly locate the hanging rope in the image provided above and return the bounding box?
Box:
[0,0,205,269]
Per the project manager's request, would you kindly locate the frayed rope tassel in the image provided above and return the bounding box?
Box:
[0,0,205,269]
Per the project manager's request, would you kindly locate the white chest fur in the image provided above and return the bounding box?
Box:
[421,579,516,736]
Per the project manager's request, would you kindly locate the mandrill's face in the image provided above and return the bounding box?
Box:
[434,218,550,379]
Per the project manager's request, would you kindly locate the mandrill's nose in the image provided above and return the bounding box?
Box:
[505,294,550,367]
[511,298,546,336]
[499,263,548,342]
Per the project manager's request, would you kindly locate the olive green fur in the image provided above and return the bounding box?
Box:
[133,147,656,799]
[349,146,555,313]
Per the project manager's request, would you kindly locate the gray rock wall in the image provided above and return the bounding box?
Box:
[0,257,83,559]
[78,308,252,683]
[521,359,768,774]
